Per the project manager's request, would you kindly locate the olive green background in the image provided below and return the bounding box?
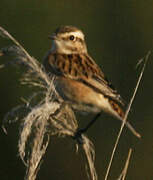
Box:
[0,0,153,180]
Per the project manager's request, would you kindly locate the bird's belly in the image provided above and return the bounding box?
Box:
[55,77,120,117]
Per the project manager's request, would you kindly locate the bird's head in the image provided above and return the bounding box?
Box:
[50,26,87,54]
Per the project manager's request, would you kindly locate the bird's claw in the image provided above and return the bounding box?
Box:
[73,129,85,144]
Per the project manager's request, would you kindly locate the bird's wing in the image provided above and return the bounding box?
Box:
[44,53,124,105]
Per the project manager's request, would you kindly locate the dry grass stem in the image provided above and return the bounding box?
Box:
[104,51,151,180]
[117,148,132,180]
[83,136,97,180]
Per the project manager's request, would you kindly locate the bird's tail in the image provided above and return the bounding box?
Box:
[108,99,141,138]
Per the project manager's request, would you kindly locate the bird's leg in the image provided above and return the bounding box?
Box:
[73,112,101,144]
[80,112,101,133]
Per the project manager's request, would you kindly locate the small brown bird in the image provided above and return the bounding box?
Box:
[43,26,139,139]
[44,26,124,118]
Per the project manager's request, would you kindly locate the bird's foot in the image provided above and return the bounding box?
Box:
[73,128,85,144]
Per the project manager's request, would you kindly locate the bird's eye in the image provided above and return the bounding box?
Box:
[69,35,75,41]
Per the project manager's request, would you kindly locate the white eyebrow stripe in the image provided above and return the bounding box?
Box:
[61,31,84,40]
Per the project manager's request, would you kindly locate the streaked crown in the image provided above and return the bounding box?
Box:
[50,26,87,54]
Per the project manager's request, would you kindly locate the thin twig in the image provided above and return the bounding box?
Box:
[104,51,151,180]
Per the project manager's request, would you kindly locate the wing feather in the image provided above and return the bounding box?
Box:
[44,53,124,105]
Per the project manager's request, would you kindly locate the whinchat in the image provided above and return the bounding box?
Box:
[43,26,125,122]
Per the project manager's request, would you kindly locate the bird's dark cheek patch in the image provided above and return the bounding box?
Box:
[61,37,67,41]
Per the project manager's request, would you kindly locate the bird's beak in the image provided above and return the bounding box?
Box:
[48,33,57,40]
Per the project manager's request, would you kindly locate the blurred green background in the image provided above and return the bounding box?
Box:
[0,0,153,179]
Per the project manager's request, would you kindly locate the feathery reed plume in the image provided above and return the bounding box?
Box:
[0,26,97,180]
